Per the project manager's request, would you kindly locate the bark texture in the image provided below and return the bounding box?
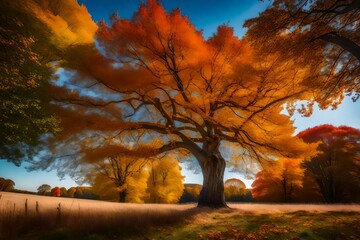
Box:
[198,154,228,208]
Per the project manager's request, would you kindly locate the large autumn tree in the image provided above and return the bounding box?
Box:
[12,0,324,208]
[245,0,360,110]
[298,125,360,203]
[30,0,320,208]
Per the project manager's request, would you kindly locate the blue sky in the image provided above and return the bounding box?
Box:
[1,0,359,191]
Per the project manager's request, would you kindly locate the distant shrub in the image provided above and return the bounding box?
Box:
[0,177,15,191]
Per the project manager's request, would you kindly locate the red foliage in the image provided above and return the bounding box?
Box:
[298,124,360,203]
[52,186,61,197]
[297,124,360,143]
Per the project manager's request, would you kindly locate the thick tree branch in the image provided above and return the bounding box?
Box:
[318,32,360,62]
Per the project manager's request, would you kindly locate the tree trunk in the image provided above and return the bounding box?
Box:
[119,190,127,202]
[283,179,288,202]
[198,154,228,208]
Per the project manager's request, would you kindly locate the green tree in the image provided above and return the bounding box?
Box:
[37,184,51,195]
[0,0,60,164]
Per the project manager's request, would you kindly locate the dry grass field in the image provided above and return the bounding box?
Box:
[1,192,360,239]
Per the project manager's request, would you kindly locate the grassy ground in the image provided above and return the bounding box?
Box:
[144,209,360,240]
[1,192,360,239]
[32,209,360,240]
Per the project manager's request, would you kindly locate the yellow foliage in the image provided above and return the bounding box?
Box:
[90,155,185,203]
[146,156,184,203]
[126,169,149,203]
[224,178,246,198]
[91,174,118,201]
[91,168,149,203]
[186,185,202,197]
[24,0,97,47]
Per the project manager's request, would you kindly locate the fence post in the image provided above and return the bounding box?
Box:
[25,199,28,216]
[56,203,61,224]
[36,201,39,214]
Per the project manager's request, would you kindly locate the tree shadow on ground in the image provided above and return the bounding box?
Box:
[2,206,360,240]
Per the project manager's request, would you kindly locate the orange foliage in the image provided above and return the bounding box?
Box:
[45,0,318,166]
[51,187,61,197]
[252,158,304,202]
[96,0,208,73]
[245,0,360,110]
[24,0,97,47]
[24,0,323,207]
[224,178,246,201]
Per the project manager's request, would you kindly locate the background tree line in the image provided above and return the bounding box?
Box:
[251,125,360,203]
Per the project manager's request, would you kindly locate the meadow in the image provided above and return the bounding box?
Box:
[1,192,360,239]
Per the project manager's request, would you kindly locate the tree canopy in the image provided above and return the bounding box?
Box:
[37,184,51,195]
[51,186,61,197]
[224,178,247,201]
[298,124,360,202]
[245,0,360,111]
[0,1,61,164]
[26,0,320,208]
[0,177,15,191]
[88,154,148,202]
[146,156,184,203]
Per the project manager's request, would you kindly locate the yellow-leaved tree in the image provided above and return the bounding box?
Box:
[224,178,246,201]
[91,167,149,203]
[88,154,148,202]
[146,156,184,203]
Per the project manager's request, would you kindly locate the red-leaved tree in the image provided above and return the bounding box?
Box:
[298,125,360,203]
